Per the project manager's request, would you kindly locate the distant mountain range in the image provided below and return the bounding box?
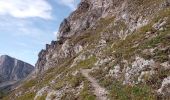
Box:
[0,55,34,96]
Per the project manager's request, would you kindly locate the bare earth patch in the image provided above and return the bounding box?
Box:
[80,69,109,100]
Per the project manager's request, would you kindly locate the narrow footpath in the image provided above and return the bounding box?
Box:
[80,69,109,100]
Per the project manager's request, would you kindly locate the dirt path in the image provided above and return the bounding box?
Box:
[80,69,109,100]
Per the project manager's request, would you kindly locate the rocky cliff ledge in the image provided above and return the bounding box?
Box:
[36,0,170,74]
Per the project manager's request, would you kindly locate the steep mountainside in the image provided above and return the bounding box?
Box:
[4,0,170,100]
[0,55,34,97]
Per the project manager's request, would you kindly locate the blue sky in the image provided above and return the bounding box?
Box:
[0,0,80,65]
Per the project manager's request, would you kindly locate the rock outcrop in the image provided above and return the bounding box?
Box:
[35,0,170,74]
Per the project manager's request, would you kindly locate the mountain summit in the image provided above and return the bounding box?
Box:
[4,0,170,99]
[0,55,34,83]
[0,55,34,96]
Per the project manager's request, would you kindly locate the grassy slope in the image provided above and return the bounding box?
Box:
[3,6,170,100]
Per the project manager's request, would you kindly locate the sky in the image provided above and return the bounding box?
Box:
[0,0,80,65]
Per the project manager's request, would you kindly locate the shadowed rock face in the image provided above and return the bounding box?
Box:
[0,55,34,84]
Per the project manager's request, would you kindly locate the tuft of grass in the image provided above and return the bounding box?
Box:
[153,48,169,63]
[69,74,84,87]
[78,81,96,100]
[22,79,37,89]
[100,76,113,89]
[109,81,156,100]
[36,94,47,100]
[90,68,106,80]
[61,92,76,100]
[76,56,97,69]
[146,68,170,89]
[54,81,65,90]
[17,92,36,100]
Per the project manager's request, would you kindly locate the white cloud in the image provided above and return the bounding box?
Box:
[0,16,40,37]
[0,0,52,19]
[57,0,77,10]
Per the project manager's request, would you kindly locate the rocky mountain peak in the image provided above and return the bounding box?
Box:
[0,55,34,83]
[0,55,11,61]
[58,0,170,39]
[36,0,170,75]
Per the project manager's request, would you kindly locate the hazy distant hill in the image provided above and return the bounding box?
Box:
[0,55,34,91]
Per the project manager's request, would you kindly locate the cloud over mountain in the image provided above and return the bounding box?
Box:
[0,0,52,19]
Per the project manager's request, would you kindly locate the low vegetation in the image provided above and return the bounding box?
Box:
[16,92,36,100]
[110,82,156,100]
[76,56,97,69]
[78,81,96,100]
[3,1,170,100]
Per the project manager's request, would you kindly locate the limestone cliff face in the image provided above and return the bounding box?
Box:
[0,55,34,89]
[0,55,34,82]
[17,0,170,99]
[35,0,170,74]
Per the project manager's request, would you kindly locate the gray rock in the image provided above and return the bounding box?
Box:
[0,55,34,83]
[157,76,170,97]
[35,0,170,77]
[0,55,34,90]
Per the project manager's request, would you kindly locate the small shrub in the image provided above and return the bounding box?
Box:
[77,56,97,69]
[54,81,65,90]
[69,74,84,87]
